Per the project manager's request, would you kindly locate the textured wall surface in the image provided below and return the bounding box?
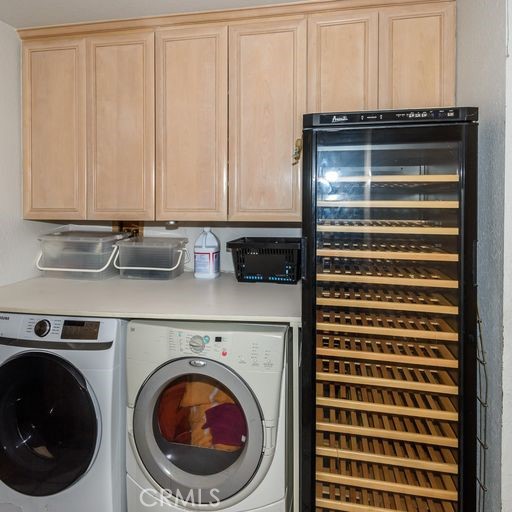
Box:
[457,0,507,510]
[502,0,512,507]
[0,20,58,287]
[126,225,301,273]
[0,0,306,28]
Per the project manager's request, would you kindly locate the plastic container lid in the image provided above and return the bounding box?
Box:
[117,236,188,248]
[39,229,130,243]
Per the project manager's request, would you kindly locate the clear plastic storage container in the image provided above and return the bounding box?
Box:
[37,229,131,279]
[115,237,188,280]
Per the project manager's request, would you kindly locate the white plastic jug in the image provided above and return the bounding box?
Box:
[194,228,220,279]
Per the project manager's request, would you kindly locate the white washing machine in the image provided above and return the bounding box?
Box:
[0,313,126,512]
[126,320,291,512]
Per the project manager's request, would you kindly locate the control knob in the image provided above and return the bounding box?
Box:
[34,319,51,338]
[189,335,205,353]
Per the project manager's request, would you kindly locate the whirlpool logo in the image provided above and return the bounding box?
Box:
[140,488,221,508]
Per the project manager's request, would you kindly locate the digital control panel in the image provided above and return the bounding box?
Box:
[0,312,118,344]
[305,107,478,127]
[61,320,101,340]
[167,327,284,372]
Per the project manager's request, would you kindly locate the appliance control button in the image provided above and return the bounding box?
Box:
[34,319,51,338]
[189,335,205,353]
[189,360,207,368]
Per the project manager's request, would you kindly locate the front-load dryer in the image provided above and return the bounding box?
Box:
[0,313,126,512]
[126,320,291,512]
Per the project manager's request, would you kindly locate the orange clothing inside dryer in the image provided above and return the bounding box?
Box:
[157,382,191,444]
[181,381,234,408]
[157,379,243,452]
[184,381,235,450]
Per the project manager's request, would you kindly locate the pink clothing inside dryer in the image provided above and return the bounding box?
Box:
[203,402,247,448]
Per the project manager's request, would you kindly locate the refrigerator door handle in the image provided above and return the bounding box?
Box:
[473,239,478,287]
[301,237,307,281]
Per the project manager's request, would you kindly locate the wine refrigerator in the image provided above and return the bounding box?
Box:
[301,108,478,512]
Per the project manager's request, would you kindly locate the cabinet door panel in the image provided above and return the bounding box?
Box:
[23,39,86,220]
[308,10,378,112]
[156,26,228,221]
[379,3,456,109]
[229,18,306,221]
[87,32,155,220]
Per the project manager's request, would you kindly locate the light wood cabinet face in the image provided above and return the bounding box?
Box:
[379,3,456,109]
[23,39,86,220]
[87,32,155,220]
[308,10,378,112]
[156,26,228,221]
[229,17,306,221]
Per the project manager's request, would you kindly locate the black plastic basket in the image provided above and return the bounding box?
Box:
[227,237,301,284]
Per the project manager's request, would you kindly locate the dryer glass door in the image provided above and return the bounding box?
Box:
[0,352,98,496]
[133,357,264,506]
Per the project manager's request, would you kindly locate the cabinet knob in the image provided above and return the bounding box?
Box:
[292,138,303,165]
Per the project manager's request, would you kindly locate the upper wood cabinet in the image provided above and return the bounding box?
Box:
[22,1,456,222]
[156,26,228,221]
[87,32,155,220]
[228,17,307,222]
[379,3,456,109]
[308,10,378,112]
[23,38,87,220]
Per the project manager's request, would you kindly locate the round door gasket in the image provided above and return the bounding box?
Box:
[133,357,264,505]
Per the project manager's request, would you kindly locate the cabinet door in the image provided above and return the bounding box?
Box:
[156,26,228,221]
[308,10,378,112]
[23,38,86,220]
[229,18,306,222]
[379,3,456,109]
[87,32,155,220]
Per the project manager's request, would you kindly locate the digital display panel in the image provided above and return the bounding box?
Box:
[61,320,100,340]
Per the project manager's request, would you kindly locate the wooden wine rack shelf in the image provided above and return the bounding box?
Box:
[316,444,457,475]
[316,423,457,472]
[316,383,458,422]
[317,200,459,209]
[316,491,456,512]
[317,310,458,342]
[316,360,457,395]
[317,263,458,289]
[317,220,459,236]
[316,424,456,464]
[316,409,458,448]
[317,287,458,315]
[315,468,457,501]
[316,336,458,369]
[317,241,458,262]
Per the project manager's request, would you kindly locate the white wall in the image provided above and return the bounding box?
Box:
[141,225,301,273]
[457,0,507,510]
[501,0,512,508]
[0,20,57,287]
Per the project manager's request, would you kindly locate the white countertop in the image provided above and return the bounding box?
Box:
[0,273,301,324]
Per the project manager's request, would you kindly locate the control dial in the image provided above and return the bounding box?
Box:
[189,335,205,353]
[34,319,51,338]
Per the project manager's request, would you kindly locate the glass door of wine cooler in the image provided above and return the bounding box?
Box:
[302,123,477,512]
